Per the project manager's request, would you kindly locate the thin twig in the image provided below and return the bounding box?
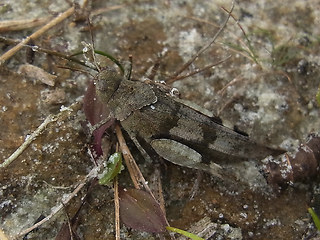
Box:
[186,16,220,28]
[0,17,52,32]
[219,42,253,61]
[166,55,231,84]
[166,1,234,81]
[217,76,245,96]
[0,6,75,65]
[115,124,158,198]
[221,5,259,65]
[0,103,80,168]
[1,114,55,168]
[115,124,141,189]
[14,166,100,239]
[155,168,166,217]
[0,229,9,240]
[62,203,74,240]
[114,124,172,232]
[90,4,125,18]
[0,36,97,70]
[188,14,258,64]
[114,176,120,240]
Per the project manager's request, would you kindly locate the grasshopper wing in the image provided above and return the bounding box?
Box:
[120,85,284,176]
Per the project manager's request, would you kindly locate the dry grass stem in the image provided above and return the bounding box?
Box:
[115,124,173,234]
[0,229,9,240]
[155,168,166,217]
[115,124,160,199]
[186,16,220,28]
[114,176,120,240]
[0,102,81,168]
[115,124,142,189]
[167,1,234,81]
[0,114,55,168]
[166,55,231,84]
[0,6,75,65]
[91,4,126,18]
[15,164,101,239]
[0,17,52,32]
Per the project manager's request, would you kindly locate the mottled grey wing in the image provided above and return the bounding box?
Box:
[120,86,284,176]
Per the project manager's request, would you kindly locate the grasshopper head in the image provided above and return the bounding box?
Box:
[95,68,122,103]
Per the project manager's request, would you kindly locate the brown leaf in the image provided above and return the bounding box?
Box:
[119,188,167,233]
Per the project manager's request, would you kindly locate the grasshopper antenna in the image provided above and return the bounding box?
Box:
[87,16,101,72]
[124,55,133,80]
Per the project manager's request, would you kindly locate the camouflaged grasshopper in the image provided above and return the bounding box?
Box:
[90,60,283,178]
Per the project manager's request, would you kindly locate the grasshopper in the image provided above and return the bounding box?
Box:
[90,59,284,178]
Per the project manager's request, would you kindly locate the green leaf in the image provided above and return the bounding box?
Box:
[69,49,124,73]
[166,226,205,240]
[308,207,320,231]
[98,152,123,185]
[94,50,124,73]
